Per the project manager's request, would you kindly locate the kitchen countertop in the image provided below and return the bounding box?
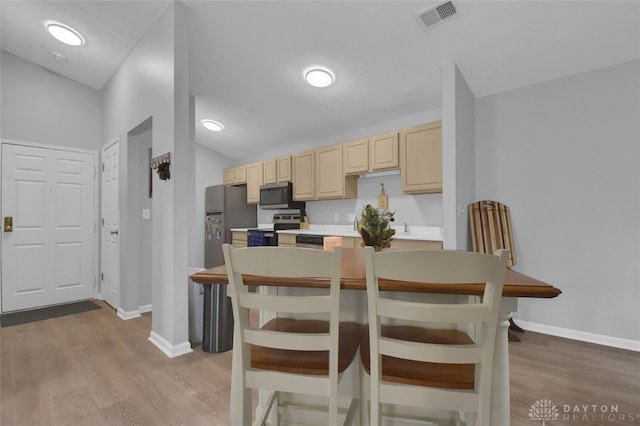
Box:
[277,225,443,242]
[231,225,443,242]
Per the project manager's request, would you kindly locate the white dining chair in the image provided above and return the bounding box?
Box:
[360,247,509,426]
[222,244,361,426]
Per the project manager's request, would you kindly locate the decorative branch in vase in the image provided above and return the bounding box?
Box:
[357,204,395,250]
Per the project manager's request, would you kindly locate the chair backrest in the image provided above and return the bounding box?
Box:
[363,247,509,421]
[468,200,517,267]
[222,244,343,371]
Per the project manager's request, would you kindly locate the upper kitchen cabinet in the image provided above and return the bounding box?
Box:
[276,155,292,182]
[223,167,235,185]
[343,138,369,175]
[246,162,263,204]
[292,150,315,200]
[223,165,247,186]
[400,121,442,194]
[235,165,247,185]
[315,144,357,199]
[263,158,277,184]
[369,131,399,171]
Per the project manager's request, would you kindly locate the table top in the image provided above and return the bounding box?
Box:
[190,247,562,299]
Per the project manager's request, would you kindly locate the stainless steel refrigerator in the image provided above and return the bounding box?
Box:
[204,185,256,268]
[202,184,256,353]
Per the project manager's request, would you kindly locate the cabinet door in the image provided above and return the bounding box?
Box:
[234,165,247,185]
[292,151,315,200]
[277,233,297,247]
[370,131,399,171]
[263,159,277,184]
[223,168,235,185]
[232,231,248,248]
[276,155,292,182]
[246,162,263,204]
[400,121,442,194]
[316,144,345,199]
[343,138,369,175]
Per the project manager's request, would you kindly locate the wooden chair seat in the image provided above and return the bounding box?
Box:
[252,318,362,375]
[359,324,474,389]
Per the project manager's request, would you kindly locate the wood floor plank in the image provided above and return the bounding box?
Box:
[2,300,638,425]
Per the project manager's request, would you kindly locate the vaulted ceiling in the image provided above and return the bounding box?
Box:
[2,1,639,159]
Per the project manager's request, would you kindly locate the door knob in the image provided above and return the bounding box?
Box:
[4,216,13,232]
[110,230,119,235]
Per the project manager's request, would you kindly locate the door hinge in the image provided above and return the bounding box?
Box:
[101,272,104,281]
[102,218,104,226]
[102,163,105,172]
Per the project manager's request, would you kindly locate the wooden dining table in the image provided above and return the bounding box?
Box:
[190,247,561,425]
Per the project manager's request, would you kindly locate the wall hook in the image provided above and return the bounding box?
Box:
[150,152,171,181]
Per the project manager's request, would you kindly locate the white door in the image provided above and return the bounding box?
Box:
[101,139,120,310]
[1,143,96,312]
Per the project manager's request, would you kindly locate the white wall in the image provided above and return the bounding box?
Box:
[476,60,640,347]
[101,2,193,357]
[0,50,101,150]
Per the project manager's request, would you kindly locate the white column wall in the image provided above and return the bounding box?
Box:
[101,2,193,356]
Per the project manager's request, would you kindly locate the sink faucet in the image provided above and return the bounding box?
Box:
[403,222,408,233]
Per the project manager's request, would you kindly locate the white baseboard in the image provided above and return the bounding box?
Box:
[117,304,152,320]
[516,320,640,352]
[117,307,141,320]
[148,330,193,358]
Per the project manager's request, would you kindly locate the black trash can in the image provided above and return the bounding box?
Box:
[202,284,234,353]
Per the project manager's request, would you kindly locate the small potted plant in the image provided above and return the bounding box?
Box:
[357,204,396,251]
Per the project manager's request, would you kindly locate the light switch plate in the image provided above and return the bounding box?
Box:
[142,209,151,220]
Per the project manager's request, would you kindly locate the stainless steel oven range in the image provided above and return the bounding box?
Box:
[247,213,301,246]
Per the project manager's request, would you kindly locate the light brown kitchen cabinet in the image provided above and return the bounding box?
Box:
[343,138,369,175]
[369,131,399,171]
[234,165,247,185]
[232,231,248,248]
[276,155,292,182]
[315,144,357,199]
[400,121,442,194]
[263,159,277,184]
[223,165,248,185]
[340,237,358,248]
[292,150,315,200]
[223,167,235,185]
[389,239,443,250]
[277,233,297,248]
[246,162,263,204]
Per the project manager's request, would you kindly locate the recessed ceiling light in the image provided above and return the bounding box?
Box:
[201,119,224,132]
[46,22,84,46]
[305,68,335,88]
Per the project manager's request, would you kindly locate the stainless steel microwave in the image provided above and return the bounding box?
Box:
[259,182,305,210]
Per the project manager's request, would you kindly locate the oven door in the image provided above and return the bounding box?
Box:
[248,230,278,246]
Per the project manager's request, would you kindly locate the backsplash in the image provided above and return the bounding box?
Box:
[258,173,443,227]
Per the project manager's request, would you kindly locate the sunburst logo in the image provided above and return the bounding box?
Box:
[529,399,560,425]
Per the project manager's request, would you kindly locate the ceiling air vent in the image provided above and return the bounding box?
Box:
[416,1,459,31]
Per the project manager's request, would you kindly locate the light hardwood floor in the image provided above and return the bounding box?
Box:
[1,300,639,425]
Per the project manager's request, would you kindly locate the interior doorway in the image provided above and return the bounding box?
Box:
[122,118,153,317]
